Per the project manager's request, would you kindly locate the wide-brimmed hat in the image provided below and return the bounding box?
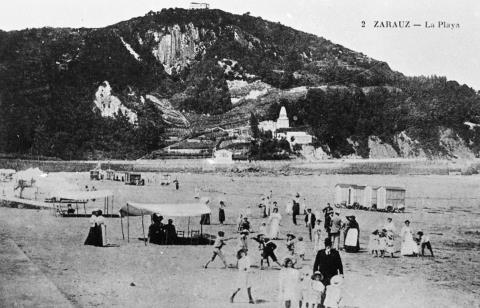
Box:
[404,219,410,224]
[286,233,296,239]
[240,229,250,235]
[346,215,355,220]
[283,257,294,267]
[330,275,343,286]
[312,271,324,281]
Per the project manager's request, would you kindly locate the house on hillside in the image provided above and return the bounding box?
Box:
[189,2,210,9]
[276,131,313,146]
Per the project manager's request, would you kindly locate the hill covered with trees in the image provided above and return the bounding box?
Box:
[0,8,479,159]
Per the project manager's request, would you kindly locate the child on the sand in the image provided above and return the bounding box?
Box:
[323,275,343,308]
[378,230,387,258]
[368,230,380,257]
[253,234,282,269]
[230,249,255,304]
[286,233,296,255]
[204,231,231,269]
[259,222,267,236]
[304,271,325,308]
[417,231,434,257]
[385,230,395,258]
[295,236,306,261]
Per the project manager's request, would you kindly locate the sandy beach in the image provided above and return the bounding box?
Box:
[1,172,479,307]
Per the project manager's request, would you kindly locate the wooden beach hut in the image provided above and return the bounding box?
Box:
[376,186,406,211]
[363,186,380,209]
[335,184,366,206]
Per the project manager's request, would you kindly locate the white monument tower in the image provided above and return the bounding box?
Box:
[276,106,289,129]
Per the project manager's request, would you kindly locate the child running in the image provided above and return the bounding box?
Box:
[204,231,232,269]
[253,234,282,269]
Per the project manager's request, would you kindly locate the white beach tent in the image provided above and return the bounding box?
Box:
[49,190,114,216]
[119,198,211,245]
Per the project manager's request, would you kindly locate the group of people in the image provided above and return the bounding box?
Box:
[147,214,178,245]
[368,218,434,258]
[204,227,345,307]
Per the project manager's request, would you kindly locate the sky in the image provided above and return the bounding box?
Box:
[1,0,479,89]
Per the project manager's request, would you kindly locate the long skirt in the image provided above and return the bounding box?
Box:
[84,226,102,246]
[344,228,360,252]
[401,235,419,256]
[219,209,225,224]
[200,214,211,225]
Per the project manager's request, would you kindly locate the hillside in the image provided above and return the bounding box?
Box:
[1,8,480,160]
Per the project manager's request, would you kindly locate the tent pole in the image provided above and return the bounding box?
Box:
[187,217,190,238]
[111,195,114,218]
[121,215,125,240]
[127,204,130,243]
[141,211,146,246]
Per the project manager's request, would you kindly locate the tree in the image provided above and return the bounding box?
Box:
[250,112,260,139]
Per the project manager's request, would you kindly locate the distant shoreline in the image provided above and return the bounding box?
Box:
[1,158,479,175]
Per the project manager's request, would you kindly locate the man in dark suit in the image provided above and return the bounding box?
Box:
[304,208,316,241]
[313,238,343,286]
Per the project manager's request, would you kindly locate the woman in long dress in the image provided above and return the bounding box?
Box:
[268,207,282,239]
[279,257,301,308]
[313,220,323,253]
[400,220,418,256]
[85,210,102,246]
[343,216,360,253]
[218,201,226,225]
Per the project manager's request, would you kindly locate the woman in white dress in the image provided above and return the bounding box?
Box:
[313,220,323,253]
[279,257,301,308]
[400,220,418,256]
[268,207,282,239]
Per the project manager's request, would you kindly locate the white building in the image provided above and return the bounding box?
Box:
[259,106,289,133]
[189,2,210,9]
[277,131,313,145]
[213,149,233,164]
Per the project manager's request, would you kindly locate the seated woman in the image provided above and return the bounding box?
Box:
[164,219,177,245]
[148,214,165,245]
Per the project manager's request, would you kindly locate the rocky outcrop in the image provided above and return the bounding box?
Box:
[368,136,399,158]
[439,128,475,159]
[145,94,190,127]
[93,81,137,124]
[148,23,211,74]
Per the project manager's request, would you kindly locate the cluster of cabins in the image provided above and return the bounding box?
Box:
[335,183,406,212]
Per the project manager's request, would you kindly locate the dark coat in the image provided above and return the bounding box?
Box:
[313,248,343,285]
[305,212,316,227]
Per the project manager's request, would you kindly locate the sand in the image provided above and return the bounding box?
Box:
[0,172,479,307]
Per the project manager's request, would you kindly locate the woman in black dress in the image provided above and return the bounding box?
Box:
[148,214,165,245]
[219,201,226,224]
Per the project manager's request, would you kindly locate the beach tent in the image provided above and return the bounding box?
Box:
[49,190,114,216]
[119,199,211,245]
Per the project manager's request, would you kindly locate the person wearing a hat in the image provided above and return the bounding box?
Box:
[313,219,324,253]
[323,275,343,308]
[313,238,344,286]
[239,216,252,232]
[253,234,282,269]
[343,215,360,253]
[218,201,226,225]
[84,210,102,246]
[279,257,301,308]
[400,220,418,256]
[322,203,334,235]
[303,271,325,308]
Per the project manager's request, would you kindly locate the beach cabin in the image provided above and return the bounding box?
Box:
[363,186,380,209]
[105,169,115,181]
[124,172,145,186]
[335,184,366,206]
[89,170,102,180]
[376,186,406,211]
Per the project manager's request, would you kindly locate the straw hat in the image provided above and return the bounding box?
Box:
[330,275,343,286]
[312,271,324,281]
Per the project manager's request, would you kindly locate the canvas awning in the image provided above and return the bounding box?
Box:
[50,190,114,201]
[0,169,16,174]
[120,200,211,217]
